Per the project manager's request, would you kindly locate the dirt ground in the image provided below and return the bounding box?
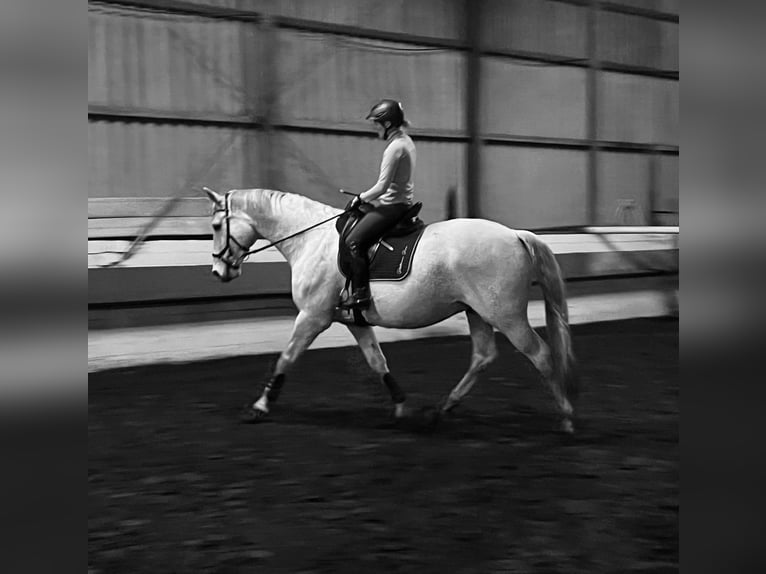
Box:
[89,318,678,573]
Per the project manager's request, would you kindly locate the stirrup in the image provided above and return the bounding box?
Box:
[334,293,371,326]
[351,296,371,310]
[350,287,371,309]
[339,295,370,310]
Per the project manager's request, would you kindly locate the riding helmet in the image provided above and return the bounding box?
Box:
[366,99,406,128]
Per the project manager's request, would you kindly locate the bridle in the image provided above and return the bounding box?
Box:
[211,189,352,270]
[211,190,259,269]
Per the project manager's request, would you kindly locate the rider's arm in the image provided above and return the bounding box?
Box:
[359,142,401,203]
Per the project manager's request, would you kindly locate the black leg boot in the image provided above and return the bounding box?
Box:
[348,241,371,309]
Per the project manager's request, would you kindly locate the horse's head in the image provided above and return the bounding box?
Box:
[204,188,257,283]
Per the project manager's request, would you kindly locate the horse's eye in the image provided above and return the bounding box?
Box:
[212,222,222,231]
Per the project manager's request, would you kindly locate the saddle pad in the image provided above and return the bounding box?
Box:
[369,226,426,282]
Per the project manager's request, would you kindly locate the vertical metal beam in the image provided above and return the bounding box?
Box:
[586,0,600,224]
[242,20,260,187]
[464,0,481,218]
[259,15,278,189]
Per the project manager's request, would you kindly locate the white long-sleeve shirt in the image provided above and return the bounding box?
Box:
[360,129,416,206]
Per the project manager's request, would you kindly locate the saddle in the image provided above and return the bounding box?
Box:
[335,202,426,324]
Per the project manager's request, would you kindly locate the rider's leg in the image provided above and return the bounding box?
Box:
[344,203,411,308]
[346,238,371,308]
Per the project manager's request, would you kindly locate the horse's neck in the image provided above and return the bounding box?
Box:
[238,189,338,265]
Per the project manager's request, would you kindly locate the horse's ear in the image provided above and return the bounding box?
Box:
[203,187,224,207]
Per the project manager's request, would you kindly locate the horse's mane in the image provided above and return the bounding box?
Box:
[241,188,340,219]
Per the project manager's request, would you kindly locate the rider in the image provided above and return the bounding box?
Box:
[345,99,417,309]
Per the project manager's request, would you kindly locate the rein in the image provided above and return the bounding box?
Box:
[212,189,350,265]
[243,211,347,256]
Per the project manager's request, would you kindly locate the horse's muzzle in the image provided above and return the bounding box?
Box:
[212,264,238,282]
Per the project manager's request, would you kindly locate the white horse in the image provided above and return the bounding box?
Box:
[205,188,578,433]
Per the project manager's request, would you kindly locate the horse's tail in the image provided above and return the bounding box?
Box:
[516,231,579,402]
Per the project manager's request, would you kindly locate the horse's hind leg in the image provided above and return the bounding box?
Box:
[441,310,497,413]
[498,317,574,432]
[346,324,407,418]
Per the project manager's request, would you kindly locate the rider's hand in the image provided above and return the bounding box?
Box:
[349,195,364,210]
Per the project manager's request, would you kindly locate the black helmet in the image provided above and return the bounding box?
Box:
[366,99,405,128]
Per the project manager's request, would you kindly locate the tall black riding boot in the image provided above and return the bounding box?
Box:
[348,241,371,309]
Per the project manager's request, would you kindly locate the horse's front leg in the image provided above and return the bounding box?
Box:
[346,324,407,419]
[242,311,329,423]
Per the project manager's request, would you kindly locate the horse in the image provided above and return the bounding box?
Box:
[204,187,578,433]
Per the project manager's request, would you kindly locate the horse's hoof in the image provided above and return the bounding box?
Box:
[440,400,458,415]
[240,404,269,424]
[561,419,574,434]
[393,403,409,419]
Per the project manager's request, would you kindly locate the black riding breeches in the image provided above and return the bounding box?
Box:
[345,203,411,251]
[344,202,411,290]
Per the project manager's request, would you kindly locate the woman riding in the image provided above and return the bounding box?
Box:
[345,98,417,309]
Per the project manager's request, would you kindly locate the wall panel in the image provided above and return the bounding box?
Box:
[88,9,248,116]
[598,72,678,145]
[597,12,678,70]
[605,0,679,15]
[596,152,678,226]
[480,0,587,59]
[596,152,651,225]
[655,154,679,224]
[412,140,467,223]
[89,1,679,235]
[184,0,465,40]
[273,132,375,207]
[274,30,465,131]
[182,0,244,8]
[275,132,464,223]
[480,146,588,229]
[481,58,587,139]
[89,122,259,198]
